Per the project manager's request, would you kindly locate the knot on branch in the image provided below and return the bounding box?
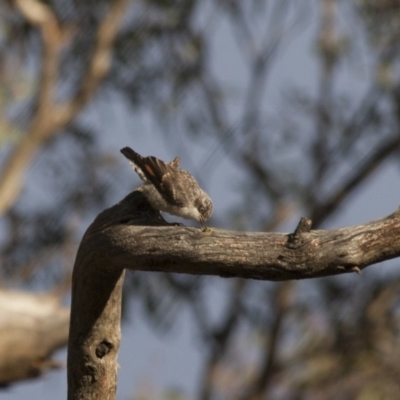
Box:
[287,217,312,248]
[95,341,113,359]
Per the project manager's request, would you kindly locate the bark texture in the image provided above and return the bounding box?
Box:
[88,192,400,279]
[67,191,400,399]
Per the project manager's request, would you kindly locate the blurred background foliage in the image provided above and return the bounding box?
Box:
[1,0,400,399]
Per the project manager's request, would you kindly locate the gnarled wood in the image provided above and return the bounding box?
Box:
[67,191,400,399]
[89,192,400,280]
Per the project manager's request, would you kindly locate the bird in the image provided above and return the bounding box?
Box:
[120,147,213,227]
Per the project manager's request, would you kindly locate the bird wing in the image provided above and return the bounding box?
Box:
[159,171,186,206]
[121,147,182,205]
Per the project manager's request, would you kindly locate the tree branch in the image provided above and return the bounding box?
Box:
[68,190,400,398]
[240,282,293,400]
[0,289,69,386]
[310,133,400,226]
[199,279,246,400]
[86,192,400,280]
[0,0,128,217]
[56,0,128,123]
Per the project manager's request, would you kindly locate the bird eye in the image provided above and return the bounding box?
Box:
[199,206,205,214]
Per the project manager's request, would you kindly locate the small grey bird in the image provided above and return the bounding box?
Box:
[121,147,213,226]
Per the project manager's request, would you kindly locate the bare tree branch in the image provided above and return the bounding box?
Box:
[310,133,400,226]
[90,192,400,279]
[312,0,338,186]
[199,279,246,400]
[0,0,128,217]
[15,0,62,114]
[240,282,293,400]
[67,190,400,399]
[56,0,128,121]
